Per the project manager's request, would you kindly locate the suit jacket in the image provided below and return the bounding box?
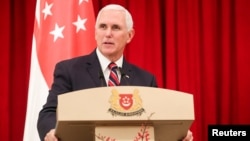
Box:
[37,49,158,140]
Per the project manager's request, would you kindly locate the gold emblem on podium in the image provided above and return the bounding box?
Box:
[108,89,145,116]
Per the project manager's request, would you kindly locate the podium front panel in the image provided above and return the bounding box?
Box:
[55,86,194,141]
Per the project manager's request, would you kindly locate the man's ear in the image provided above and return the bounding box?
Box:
[126,28,135,43]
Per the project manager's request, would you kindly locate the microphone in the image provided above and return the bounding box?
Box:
[98,70,105,87]
[118,67,130,85]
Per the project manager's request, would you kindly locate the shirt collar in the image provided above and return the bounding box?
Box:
[96,48,123,72]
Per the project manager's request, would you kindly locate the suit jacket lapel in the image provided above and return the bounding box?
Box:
[85,50,105,87]
[120,60,134,86]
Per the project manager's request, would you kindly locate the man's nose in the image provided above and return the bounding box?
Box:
[105,28,112,37]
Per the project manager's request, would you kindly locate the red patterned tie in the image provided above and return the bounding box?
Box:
[108,62,120,86]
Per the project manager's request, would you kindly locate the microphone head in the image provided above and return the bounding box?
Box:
[98,70,105,87]
[98,71,104,79]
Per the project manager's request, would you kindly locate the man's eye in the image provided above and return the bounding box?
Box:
[112,25,120,30]
[99,24,107,29]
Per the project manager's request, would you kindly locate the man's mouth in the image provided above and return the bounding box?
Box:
[103,41,114,45]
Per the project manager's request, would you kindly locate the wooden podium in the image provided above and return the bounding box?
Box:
[55,86,194,141]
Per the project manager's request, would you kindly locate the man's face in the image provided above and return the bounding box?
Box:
[95,9,134,61]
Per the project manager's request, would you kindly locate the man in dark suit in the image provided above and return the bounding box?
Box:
[37,4,193,141]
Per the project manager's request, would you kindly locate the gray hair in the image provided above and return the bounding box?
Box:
[95,4,134,31]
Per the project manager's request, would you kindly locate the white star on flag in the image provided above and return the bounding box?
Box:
[50,23,65,42]
[73,15,87,32]
[42,2,53,20]
[79,0,89,5]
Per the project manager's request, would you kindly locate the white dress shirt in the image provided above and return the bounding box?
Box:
[96,48,123,85]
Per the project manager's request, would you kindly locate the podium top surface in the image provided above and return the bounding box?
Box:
[57,86,194,121]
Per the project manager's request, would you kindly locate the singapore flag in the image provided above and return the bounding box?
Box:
[23,0,96,140]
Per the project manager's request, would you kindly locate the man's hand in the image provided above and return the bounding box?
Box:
[182,130,193,141]
[44,129,58,141]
